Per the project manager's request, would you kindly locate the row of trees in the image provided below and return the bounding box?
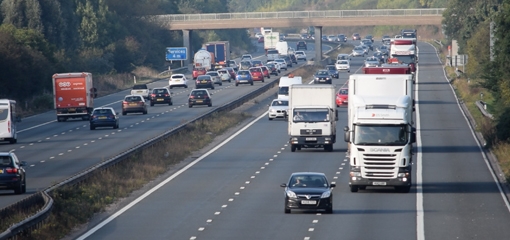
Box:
[0,0,252,110]
[442,0,510,142]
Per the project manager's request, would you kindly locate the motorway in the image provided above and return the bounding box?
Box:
[73,42,510,239]
[0,40,330,208]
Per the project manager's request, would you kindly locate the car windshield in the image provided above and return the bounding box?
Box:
[218,70,227,74]
[392,55,415,64]
[267,50,278,54]
[354,125,408,145]
[289,175,328,188]
[267,64,275,68]
[354,47,362,50]
[133,85,147,90]
[317,71,329,75]
[272,100,288,106]
[337,60,348,64]
[293,108,329,123]
[125,96,142,102]
[339,89,348,95]
[326,66,335,70]
[296,51,304,55]
[278,86,289,95]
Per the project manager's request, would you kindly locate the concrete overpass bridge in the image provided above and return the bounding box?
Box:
[151,8,445,65]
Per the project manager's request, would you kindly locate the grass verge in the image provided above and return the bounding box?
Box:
[8,112,249,239]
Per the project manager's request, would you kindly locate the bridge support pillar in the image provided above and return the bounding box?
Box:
[183,29,192,70]
[314,26,322,65]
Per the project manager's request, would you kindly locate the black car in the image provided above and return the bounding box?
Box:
[288,54,298,64]
[266,63,279,76]
[296,41,307,50]
[281,172,335,214]
[337,34,347,42]
[325,65,339,79]
[0,152,26,194]
[195,75,214,89]
[188,89,212,108]
[282,55,293,67]
[149,87,173,106]
[90,107,119,130]
[313,70,332,84]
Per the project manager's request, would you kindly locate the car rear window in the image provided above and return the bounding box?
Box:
[172,75,183,79]
[0,108,8,121]
[192,90,207,96]
[0,156,13,167]
[197,75,210,80]
[153,89,168,94]
[207,72,218,76]
[125,96,142,102]
[93,109,113,115]
[133,84,148,89]
[250,68,261,72]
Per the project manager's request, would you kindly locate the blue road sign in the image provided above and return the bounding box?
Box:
[166,47,187,61]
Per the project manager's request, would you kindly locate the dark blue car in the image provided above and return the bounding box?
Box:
[90,107,119,130]
[235,70,254,86]
[325,65,339,79]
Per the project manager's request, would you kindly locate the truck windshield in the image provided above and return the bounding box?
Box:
[278,86,289,96]
[391,55,415,64]
[354,125,408,146]
[293,108,329,123]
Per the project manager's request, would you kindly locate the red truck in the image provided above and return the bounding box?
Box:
[362,65,412,75]
[52,72,97,122]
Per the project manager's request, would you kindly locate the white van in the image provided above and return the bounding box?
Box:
[278,75,302,100]
[0,99,20,144]
[275,41,289,56]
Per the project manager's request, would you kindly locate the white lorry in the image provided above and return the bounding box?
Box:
[288,84,337,152]
[264,32,279,51]
[278,75,302,100]
[344,74,415,193]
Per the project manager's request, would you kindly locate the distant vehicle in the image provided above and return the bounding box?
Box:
[205,71,223,86]
[313,70,332,84]
[335,60,351,72]
[382,35,391,44]
[337,34,347,42]
[337,53,351,61]
[364,35,374,42]
[288,53,298,64]
[227,60,238,71]
[169,74,188,89]
[266,49,279,62]
[276,41,289,56]
[217,69,231,82]
[241,54,253,61]
[0,152,27,194]
[296,41,307,51]
[149,87,173,106]
[265,62,280,76]
[327,35,337,41]
[295,51,307,61]
[255,32,264,38]
[239,60,253,70]
[89,107,119,130]
[364,57,380,67]
[325,65,339,79]
[260,66,271,79]
[281,172,335,214]
[360,44,370,55]
[274,59,288,70]
[376,45,390,55]
[336,88,348,106]
[279,34,286,41]
[268,99,289,120]
[0,99,20,144]
[192,67,207,80]
[351,46,365,57]
[249,67,264,82]
[252,60,263,67]
[278,75,302,100]
[188,89,212,108]
[53,72,96,122]
[352,33,361,40]
[361,39,373,51]
[235,70,254,86]
[225,67,236,80]
[122,95,147,115]
[195,75,215,89]
[281,55,293,67]
[131,84,151,100]
[258,36,264,43]
[321,35,328,41]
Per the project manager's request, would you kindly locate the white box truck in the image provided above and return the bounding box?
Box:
[278,75,302,100]
[344,74,415,193]
[264,32,279,51]
[288,84,337,152]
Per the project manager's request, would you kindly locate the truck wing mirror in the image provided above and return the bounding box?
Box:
[411,132,416,143]
[344,131,350,142]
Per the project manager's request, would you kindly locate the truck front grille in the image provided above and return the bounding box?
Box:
[362,153,397,179]
[300,129,322,135]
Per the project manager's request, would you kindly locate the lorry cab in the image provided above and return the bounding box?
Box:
[0,99,20,144]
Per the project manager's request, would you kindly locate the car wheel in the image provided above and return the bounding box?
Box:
[285,207,291,214]
[326,205,333,214]
[143,110,147,115]
[114,124,119,129]
[219,82,222,86]
[169,101,173,106]
[150,102,154,106]
[208,103,212,107]
[229,79,231,83]
[350,186,359,193]
[211,86,215,90]
[185,85,188,88]
[262,79,264,83]
[22,179,26,193]
[235,83,239,87]
[90,125,95,130]
[170,86,173,89]
[250,82,253,86]
[189,104,192,108]
[269,117,273,121]
[122,111,126,116]
[291,145,296,152]
[14,182,23,194]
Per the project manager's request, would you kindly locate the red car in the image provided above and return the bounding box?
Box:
[225,67,236,80]
[336,88,348,106]
[249,67,264,82]
[260,66,270,79]
[192,67,206,80]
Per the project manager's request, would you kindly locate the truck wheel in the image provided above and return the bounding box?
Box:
[359,186,366,190]
[350,186,358,193]
[284,207,291,214]
[90,125,95,130]
[291,145,296,152]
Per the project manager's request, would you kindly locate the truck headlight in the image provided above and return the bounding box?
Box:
[291,137,298,141]
[350,172,361,177]
[397,173,409,178]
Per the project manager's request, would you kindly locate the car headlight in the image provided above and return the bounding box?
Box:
[321,191,331,198]
[269,109,276,113]
[286,190,297,198]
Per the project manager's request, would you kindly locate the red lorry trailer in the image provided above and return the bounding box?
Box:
[52,72,97,122]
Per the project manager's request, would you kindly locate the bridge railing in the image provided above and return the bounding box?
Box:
[155,8,445,22]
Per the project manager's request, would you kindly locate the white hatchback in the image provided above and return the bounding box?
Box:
[335,60,350,72]
[169,74,188,89]
[295,51,307,61]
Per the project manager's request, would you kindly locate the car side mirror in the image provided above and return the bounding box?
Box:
[330,183,336,188]
[280,183,287,187]
[20,161,27,167]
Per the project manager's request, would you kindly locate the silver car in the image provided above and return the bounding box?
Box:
[217,69,231,83]
[206,71,222,86]
[335,60,351,72]
[351,46,366,57]
[364,57,380,67]
[295,51,307,61]
[268,99,289,120]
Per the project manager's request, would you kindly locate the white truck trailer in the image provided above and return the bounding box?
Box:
[288,84,337,152]
[344,74,415,193]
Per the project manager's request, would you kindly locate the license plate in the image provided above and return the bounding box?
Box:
[99,116,107,119]
[196,100,203,103]
[69,108,76,112]
[129,103,137,106]
[137,90,143,93]
[306,137,317,141]
[320,79,325,82]
[373,182,387,186]
[301,200,317,205]
[175,80,180,82]
[157,99,164,101]
[201,81,207,83]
